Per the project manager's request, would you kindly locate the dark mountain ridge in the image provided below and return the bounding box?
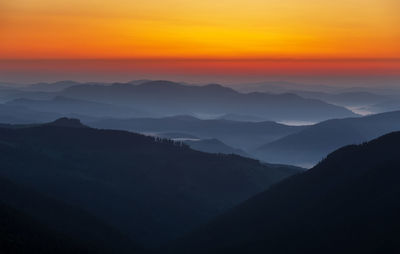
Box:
[0,118,301,248]
[0,176,138,254]
[166,131,400,254]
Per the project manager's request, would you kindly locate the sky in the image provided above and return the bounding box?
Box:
[1,0,399,83]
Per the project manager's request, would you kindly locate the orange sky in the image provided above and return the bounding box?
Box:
[0,0,399,82]
[1,0,400,59]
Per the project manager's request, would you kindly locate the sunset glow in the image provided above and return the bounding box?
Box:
[1,0,399,82]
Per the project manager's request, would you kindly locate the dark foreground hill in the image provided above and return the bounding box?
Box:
[166,132,400,254]
[0,202,85,254]
[0,118,300,249]
[0,177,138,254]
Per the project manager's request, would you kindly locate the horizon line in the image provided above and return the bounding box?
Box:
[1,57,400,62]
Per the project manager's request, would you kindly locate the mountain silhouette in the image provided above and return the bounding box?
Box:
[0,118,301,248]
[218,113,267,122]
[364,99,400,114]
[62,80,357,122]
[27,80,83,92]
[0,104,61,124]
[154,132,200,139]
[0,202,88,254]
[0,176,139,254]
[256,110,400,166]
[86,115,306,151]
[45,117,88,128]
[152,132,249,157]
[183,138,249,157]
[166,131,400,254]
[6,96,149,118]
[288,90,389,107]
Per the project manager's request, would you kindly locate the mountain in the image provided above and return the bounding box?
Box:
[0,87,25,103]
[0,202,86,254]
[363,99,400,114]
[0,176,138,254]
[86,115,306,151]
[237,81,339,93]
[291,91,389,107]
[6,96,150,118]
[62,80,357,122]
[237,81,400,95]
[0,104,62,124]
[256,110,400,166]
[0,118,301,248]
[0,87,51,103]
[166,132,400,254]
[217,113,266,122]
[45,117,88,128]
[0,87,55,103]
[128,79,154,85]
[183,139,249,157]
[154,132,200,140]
[27,81,83,92]
[153,132,249,157]
[237,82,398,112]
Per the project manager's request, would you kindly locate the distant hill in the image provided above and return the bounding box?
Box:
[237,82,399,113]
[217,113,267,122]
[166,132,400,254]
[154,132,200,139]
[62,80,357,122]
[183,138,249,157]
[0,87,25,103]
[363,99,400,114]
[86,115,306,151]
[291,90,390,107]
[237,81,339,94]
[134,131,248,157]
[0,104,61,124]
[256,110,400,166]
[0,87,54,103]
[0,118,301,248]
[6,96,150,118]
[153,132,249,157]
[128,79,154,85]
[27,81,83,92]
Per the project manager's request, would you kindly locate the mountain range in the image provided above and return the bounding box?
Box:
[181,138,249,157]
[0,104,61,124]
[0,80,361,125]
[61,80,357,122]
[165,131,400,254]
[256,110,400,166]
[1,78,400,254]
[0,176,137,254]
[6,96,148,118]
[0,118,301,249]
[289,90,390,107]
[86,115,306,151]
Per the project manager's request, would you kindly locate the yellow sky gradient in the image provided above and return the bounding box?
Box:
[1,0,399,59]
